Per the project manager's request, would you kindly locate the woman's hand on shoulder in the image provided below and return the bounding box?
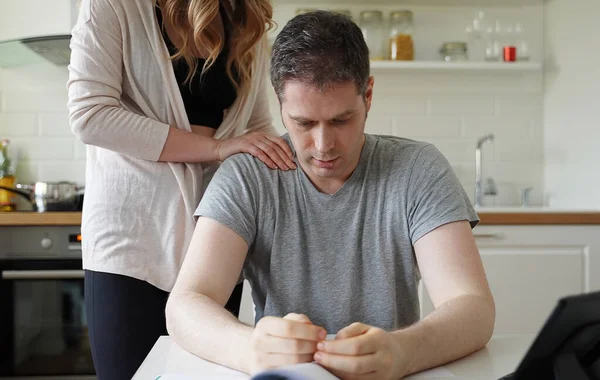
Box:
[217,132,296,171]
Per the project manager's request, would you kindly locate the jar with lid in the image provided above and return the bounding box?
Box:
[440,42,468,62]
[359,10,385,61]
[388,10,414,61]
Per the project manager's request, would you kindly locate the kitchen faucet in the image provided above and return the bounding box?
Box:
[475,134,497,207]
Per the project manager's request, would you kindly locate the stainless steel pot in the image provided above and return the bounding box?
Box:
[0,181,84,212]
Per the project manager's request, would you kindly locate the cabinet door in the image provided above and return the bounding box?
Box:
[239,280,255,326]
[419,231,587,335]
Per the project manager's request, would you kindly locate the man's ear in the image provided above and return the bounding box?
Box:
[364,76,375,112]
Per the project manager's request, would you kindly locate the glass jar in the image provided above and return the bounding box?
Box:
[440,42,468,62]
[388,10,414,61]
[359,10,385,61]
[514,23,530,61]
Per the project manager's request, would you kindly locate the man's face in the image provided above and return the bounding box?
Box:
[279,77,375,192]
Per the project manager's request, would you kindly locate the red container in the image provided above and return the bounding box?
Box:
[503,46,517,62]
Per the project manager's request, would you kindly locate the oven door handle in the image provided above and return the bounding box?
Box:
[2,270,85,280]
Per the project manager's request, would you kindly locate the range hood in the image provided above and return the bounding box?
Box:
[0,35,72,68]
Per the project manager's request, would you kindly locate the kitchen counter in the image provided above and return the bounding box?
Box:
[2,210,600,226]
[0,212,82,226]
[476,208,600,225]
[2,210,600,227]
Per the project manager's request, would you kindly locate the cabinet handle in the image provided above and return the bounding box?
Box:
[473,233,505,240]
[2,270,84,280]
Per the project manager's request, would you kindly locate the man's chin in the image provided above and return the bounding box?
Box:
[309,166,340,178]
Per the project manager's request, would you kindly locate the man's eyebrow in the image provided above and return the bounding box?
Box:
[331,109,357,119]
[288,109,358,122]
[288,114,312,122]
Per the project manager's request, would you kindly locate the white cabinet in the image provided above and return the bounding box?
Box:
[420,225,600,335]
[0,0,78,41]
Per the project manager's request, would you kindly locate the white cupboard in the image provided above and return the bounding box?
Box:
[420,225,599,335]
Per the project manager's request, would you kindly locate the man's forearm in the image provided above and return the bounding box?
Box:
[394,294,496,378]
[166,290,254,373]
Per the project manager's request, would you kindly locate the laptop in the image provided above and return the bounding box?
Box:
[498,290,600,380]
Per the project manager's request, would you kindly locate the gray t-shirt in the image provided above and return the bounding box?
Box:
[195,134,478,333]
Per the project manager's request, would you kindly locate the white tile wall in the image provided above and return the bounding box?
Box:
[0,3,546,207]
[0,64,84,185]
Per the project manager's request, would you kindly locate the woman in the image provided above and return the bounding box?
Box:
[67,0,294,378]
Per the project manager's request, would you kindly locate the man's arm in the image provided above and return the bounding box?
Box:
[315,221,495,379]
[166,217,327,374]
[166,217,254,372]
[396,220,495,376]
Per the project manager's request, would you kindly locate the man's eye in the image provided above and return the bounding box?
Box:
[332,119,349,125]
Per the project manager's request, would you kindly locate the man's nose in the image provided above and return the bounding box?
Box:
[314,127,335,153]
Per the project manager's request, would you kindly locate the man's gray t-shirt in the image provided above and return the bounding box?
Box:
[195,134,478,334]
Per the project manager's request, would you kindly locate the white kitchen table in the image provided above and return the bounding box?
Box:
[133,334,535,380]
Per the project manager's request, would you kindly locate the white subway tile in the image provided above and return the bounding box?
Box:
[0,113,38,136]
[371,72,543,95]
[9,137,75,160]
[39,114,72,136]
[495,95,544,117]
[13,161,38,184]
[530,119,543,141]
[424,138,494,163]
[2,91,68,113]
[392,116,461,139]
[0,65,69,90]
[37,161,86,184]
[487,162,544,184]
[462,116,535,141]
[494,138,544,163]
[365,115,392,135]
[428,95,495,116]
[371,93,427,116]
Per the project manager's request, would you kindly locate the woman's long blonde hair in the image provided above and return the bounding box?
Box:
[158,0,274,94]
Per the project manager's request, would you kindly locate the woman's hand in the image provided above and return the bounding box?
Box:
[217,132,296,170]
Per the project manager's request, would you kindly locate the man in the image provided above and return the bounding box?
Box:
[166,11,495,379]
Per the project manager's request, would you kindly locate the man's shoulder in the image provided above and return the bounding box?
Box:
[219,152,271,174]
[217,152,284,189]
[366,134,435,163]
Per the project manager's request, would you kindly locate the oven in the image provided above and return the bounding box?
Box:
[0,225,95,380]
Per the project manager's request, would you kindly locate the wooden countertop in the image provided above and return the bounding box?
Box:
[0,212,82,226]
[478,211,600,225]
[2,211,600,226]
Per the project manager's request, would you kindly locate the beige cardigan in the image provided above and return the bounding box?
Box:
[67,0,275,291]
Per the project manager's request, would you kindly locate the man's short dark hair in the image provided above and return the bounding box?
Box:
[270,11,371,102]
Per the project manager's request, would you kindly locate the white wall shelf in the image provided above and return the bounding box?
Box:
[370,61,542,71]
[274,0,544,7]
